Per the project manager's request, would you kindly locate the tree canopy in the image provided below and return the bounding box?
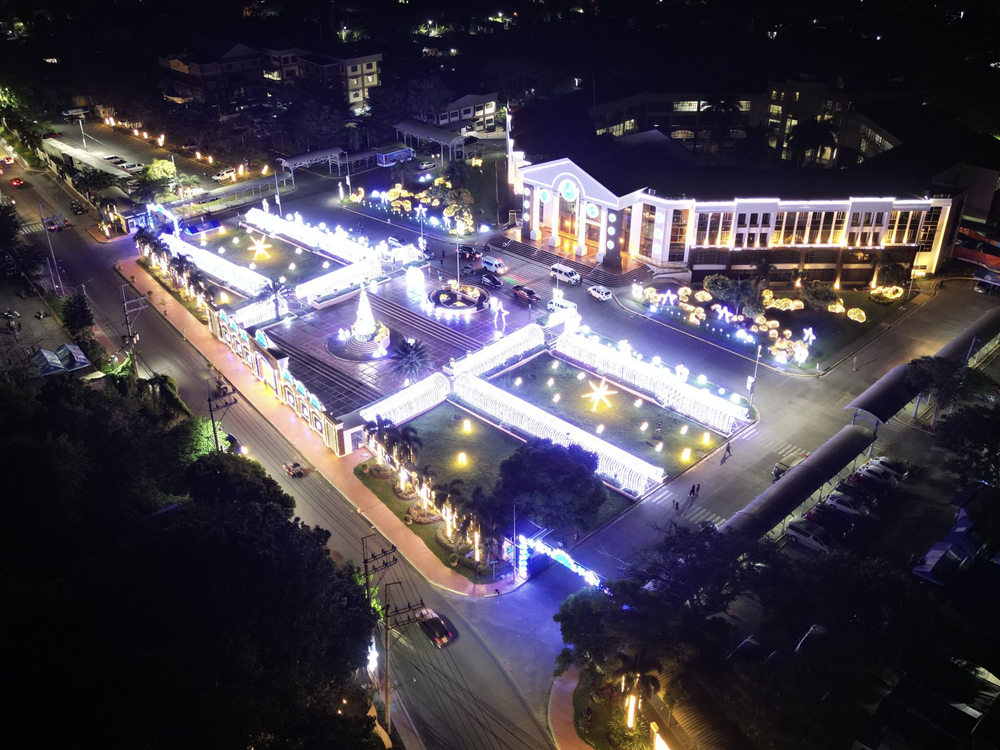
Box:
[0,374,379,749]
[489,438,609,529]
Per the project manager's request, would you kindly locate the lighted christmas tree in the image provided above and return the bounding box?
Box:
[352,289,377,341]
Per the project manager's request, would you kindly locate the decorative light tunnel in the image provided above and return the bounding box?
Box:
[360,373,451,425]
[518,534,601,586]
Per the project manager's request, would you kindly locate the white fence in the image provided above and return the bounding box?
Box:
[360,373,451,425]
[451,324,545,378]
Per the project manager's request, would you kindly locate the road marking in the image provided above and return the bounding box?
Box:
[736,426,759,442]
[682,506,726,525]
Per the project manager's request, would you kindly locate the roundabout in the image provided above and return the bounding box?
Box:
[427,281,490,314]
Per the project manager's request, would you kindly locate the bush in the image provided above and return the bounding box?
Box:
[702,274,731,299]
[742,300,765,319]
[800,283,838,310]
[449,553,459,566]
[607,708,650,750]
[403,513,412,525]
[455,554,489,576]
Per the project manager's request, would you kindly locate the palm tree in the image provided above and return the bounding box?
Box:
[722,278,754,311]
[395,426,423,467]
[255,279,288,322]
[364,415,395,446]
[444,158,472,190]
[389,338,432,383]
[432,478,464,512]
[787,117,839,167]
[700,97,742,151]
[752,256,771,296]
[870,249,908,287]
[455,485,487,540]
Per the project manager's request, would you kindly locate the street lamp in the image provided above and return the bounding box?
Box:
[415,204,427,242]
[748,343,762,409]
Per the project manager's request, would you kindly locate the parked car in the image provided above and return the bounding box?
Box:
[461,264,478,277]
[4,308,21,318]
[784,519,836,554]
[588,285,613,301]
[867,456,909,480]
[121,162,145,174]
[418,608,455,648]
[283,461,305,478]
[803,505,856,538]
[478,271,503,290]
[458,245,482,261]
[834,479,878,506]
[1,155,14,165]
[511,285,541,304]
[42,132,62,139]
[211,167,237,182]
[845,472,890,496]
[181,143,199,151]
[854,465,898,490]
[823,492,870,518]
[102,155,126,165]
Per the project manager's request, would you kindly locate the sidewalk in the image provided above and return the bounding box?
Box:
[119,256,523,599]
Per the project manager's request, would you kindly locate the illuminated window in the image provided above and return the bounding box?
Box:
[671,129,695,139]
[673,100,699,112]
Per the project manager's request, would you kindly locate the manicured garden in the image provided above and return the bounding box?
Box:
[492,352,723,477]
[208,225,333,286]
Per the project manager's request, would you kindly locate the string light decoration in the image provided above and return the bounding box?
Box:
[359,373,450,425]
[453,374,663,494]
[242,207,376,266]
[249,235,272,260]
[582,378,617,412]
[157,233,270,297]
[450,324,545,378]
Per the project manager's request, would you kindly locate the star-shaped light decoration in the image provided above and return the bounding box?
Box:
[802,327,817,346]
[250,235,272,260]
[582,377,617,412]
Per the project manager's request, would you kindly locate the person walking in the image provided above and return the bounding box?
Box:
[689,484,696,498]
[724,443,732,458]
[695,483,701,496]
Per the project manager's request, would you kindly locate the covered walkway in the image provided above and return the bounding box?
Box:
[394,120,464,161]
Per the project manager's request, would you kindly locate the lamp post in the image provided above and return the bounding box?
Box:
[748,343,762,409]
[415,205,427,242]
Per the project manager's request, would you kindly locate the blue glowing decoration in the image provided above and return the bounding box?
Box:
[255,330,268,348]
[558,180,578,203]
[538,189,552,204]
[586,202,600,220]
[518,534,601,586]
[240,330,248,343]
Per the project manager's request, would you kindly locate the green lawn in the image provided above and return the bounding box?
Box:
[491,353,723,478]
[201,226,332,286]
[404,401,524,492]
[765,289,902,364]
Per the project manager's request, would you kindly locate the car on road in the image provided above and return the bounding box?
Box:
[9,177,23,187]
[283,462,305,478]
[1,156,14,165]
[547,296,578,313]
[588,285,613,301]
[42,132,62,139]
[458,245,482,261]
[70,200,86,215]
[482,256,508,275]
[783,519,835,554]
[478,271,503,290]
[121,162,145,174]
[461,264,478,277]
[225,433,248,456]
[418,160,436,170]
[211,167,237,182]
[102,155,126,165]
[511,285,541,304]
[387,236,403,248]
[823,492,870,518]
[418,608,455,648]
[45,220,66,232]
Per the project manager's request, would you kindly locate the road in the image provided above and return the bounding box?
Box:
[6,162,556,750]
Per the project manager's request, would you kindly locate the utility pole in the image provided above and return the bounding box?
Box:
[381,582,424,737]
[361,534,398,608]
[121,283,147,375]
[206,379,237,452]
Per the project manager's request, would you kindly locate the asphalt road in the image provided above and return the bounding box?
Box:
[8,162,555,750]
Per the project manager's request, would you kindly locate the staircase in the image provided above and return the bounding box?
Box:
[485,233,654,287]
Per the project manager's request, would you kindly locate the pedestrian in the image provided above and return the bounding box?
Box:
[724,443,732,457]
[657,421,662,435]
[440,257,444,266]
[696,483,701,496]
[673,499,679,511]
[689,484,696,498]
[574,531,580,544]
[495,588,500,596]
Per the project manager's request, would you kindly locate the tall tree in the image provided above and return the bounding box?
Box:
[787,116,839,167]
[407,76,454,122]
[62,287,94,333]
[904,355,997,429]
[935,403,1000,486]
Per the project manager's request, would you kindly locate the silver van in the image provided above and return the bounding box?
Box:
[550,263,581,285]
[784,520,835,554]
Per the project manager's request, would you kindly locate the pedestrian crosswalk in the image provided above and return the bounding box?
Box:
[642,486,726,527]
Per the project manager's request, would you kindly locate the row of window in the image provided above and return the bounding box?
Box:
[672,100,751,112]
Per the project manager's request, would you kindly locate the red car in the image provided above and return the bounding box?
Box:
[9,177,24,187]
[42,132,62,139]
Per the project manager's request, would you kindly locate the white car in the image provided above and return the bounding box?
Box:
[588,285,612,301]
[387,236,403,248]
[418,160,435,170]
[121,162,145,173]
[211,167,237,182]
[855,464,898,489]
[784,520,835,554]
[867,456,909,480]
[823,493,870,518]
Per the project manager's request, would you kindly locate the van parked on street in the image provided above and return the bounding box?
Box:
[550,263,581,285]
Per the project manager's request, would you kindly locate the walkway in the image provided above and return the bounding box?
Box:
[119,256,524,599]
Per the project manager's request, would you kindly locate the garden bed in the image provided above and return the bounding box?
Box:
[491,353,724,477]
[136,257,211,323]
[202,225,333,286]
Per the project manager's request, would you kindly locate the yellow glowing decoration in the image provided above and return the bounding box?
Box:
[847,308,867,323]
[457,452,467,466]
[702,432,711,445]
[870,285,904,301]
[655,442,663,452]
[682,447,692,462]
[694,290,713,303]
[680,425,688,435]
[547,377,555,387]
[462,419,471,433]
[828,299,846,314]
[582,378,617,412]
[250,236,271,260]
[678,286,692,301]
[640,422,648,431]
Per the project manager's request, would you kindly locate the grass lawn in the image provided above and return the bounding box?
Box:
[404,401,524,492]
[765,289,902,364]
[200,226,333,286]
[491,353,723,478]
[572,678,617,750]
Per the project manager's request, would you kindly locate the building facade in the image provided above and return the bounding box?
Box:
[430,93,498,132]
[510,154,957,283]
[297,52,382,112]
[158,44,266,107]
